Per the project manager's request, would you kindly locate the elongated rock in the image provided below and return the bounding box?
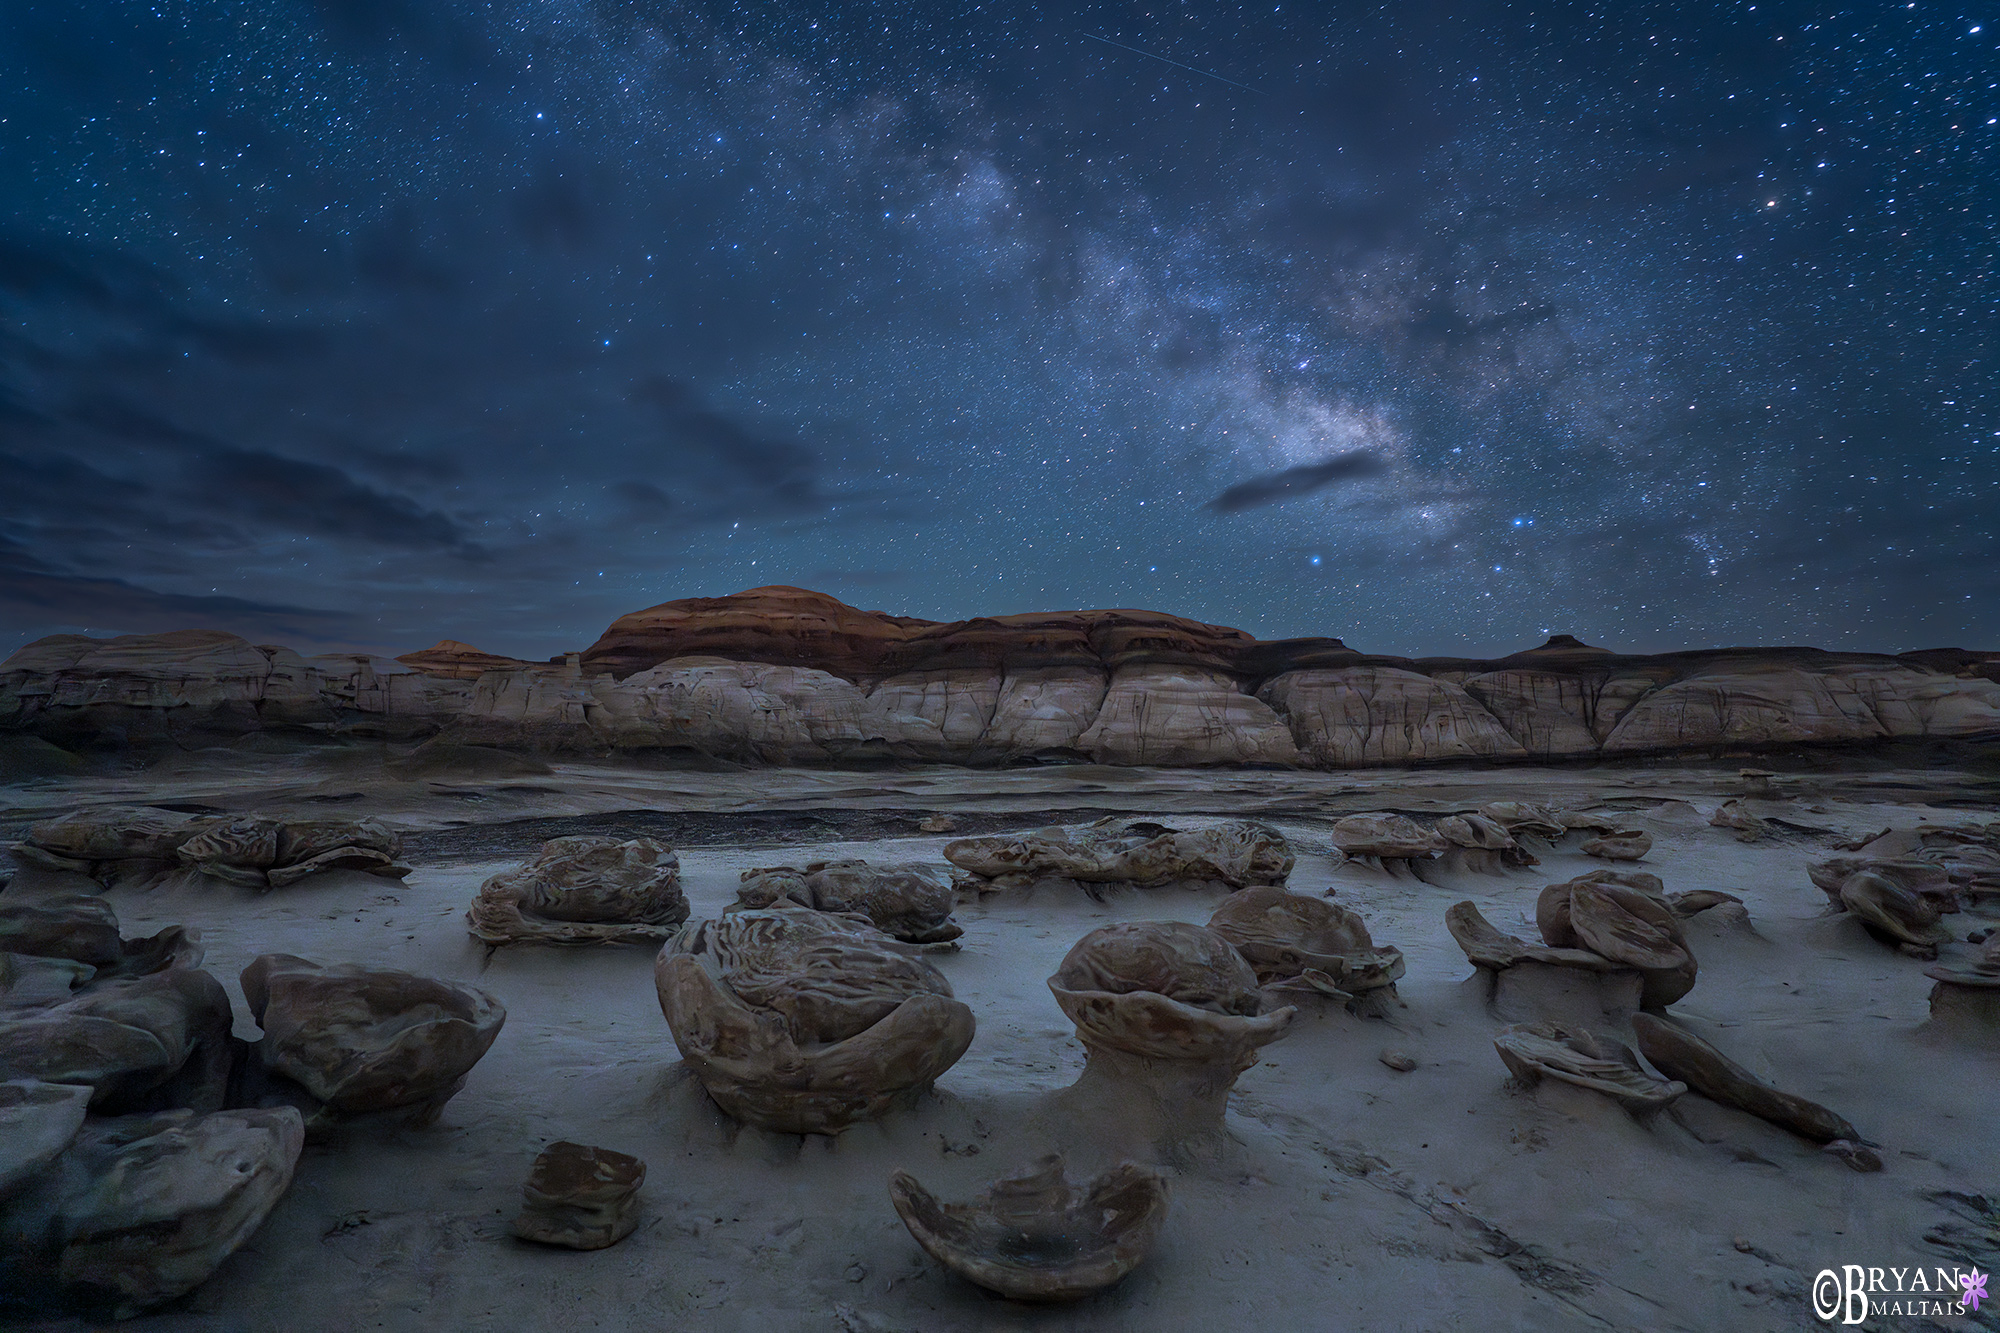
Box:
[1630,1013,1861,1145]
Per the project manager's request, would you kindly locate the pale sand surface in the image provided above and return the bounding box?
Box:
[3,759,1996,1332]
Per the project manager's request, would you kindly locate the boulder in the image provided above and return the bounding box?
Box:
[512,1141,646,1250]
[0,1106,303,1317]
[655,910,975,1134]
[240,955,505,1129]
[0,968,237,1113]
[0,1080,91,1199]
[468,837,688,946]
[0,894,202,980]
[944,819,1291,894]
[735,860,960,945]
[1205,888,1404,1002]
[1492,1022,1685,1112]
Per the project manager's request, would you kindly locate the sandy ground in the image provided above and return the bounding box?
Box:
[3,757,1997,1333]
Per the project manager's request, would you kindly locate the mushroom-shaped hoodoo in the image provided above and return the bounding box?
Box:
[1205,888,1404,1003]
[1492,1021,1685,1112]
[655,909,975,1135]
[1535,875,1698,1008]
[944,819,1291,896]
[1330,814,1445,874]
[1046,922,1293,1142]
[888,1154,1169,1303]
[468,837,688,946]
[1433,812,1538,875]
[1477,802,1569,842]
[1923,934,2000,1037]
[239,954,505,1132]
[735,860,961,945]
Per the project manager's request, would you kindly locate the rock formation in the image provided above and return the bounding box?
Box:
[1629,1014,1872,1159]
[0,1106,304,1317]
[1807,854,1959,955]
[1204,888,1404,1005]
[734,860,962,945]
[5,588,1994,768]
[238,954,505,1131]
[888,1155,1169,1303]
[1492,1022,1686,1112]
[1923,934,2000,1037]
[654,909,975,1134]
[944,819,1292,896]
[467,837,688,946]
[1447,875,1700,1023]
[1045,922,1294,1144]
[512,1141,646,1250]
[1581,830,1653,862]
[12,809,406,891]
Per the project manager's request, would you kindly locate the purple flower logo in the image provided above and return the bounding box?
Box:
[1964,1268,1989,1312]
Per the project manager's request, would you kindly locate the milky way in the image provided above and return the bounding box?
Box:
[1,1,1993,658]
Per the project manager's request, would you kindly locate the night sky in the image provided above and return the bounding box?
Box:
[1,2,1994,662]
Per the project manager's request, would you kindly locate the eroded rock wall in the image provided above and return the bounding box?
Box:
[4,592,1997,767]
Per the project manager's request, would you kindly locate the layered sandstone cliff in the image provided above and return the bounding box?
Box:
[3,588,1996,767]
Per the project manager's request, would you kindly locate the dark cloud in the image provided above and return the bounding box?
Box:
[0,537,350,643]
[1208,451,1391,513]
[630,378,825,515]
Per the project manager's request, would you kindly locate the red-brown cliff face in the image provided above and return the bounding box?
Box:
[576,586,1261,680]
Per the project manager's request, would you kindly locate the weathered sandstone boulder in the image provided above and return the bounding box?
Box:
[0,967,236,1114]
[468,837,687,946]
[1205,888,1404,1003]
[512,1141,646,1250]
[1581,830,1653,862]
[889,1155,1169,1303]
[655,910,975,1134]
[0,1106,303,1317]
[734,860,960,945]
[1331,813,1446,862]
[1535,877,1698,1008]
[1924,934,2000,1036]
[944,819,1291,895]
[1492,1021,1685,1112]
[1631,1013,1868,1150]
[13,810,404,890]
[239,954,505,1130]
[0,894,202,981]
[0,1080,91,1198]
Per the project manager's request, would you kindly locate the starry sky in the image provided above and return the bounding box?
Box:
[1,1,1994,662]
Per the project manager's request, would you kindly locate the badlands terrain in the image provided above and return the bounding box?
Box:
[2,589,1997,1330]
[2,749,1997,1332]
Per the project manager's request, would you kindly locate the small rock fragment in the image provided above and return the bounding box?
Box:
[1379,1050,1417,1072]
[512,1141,645,1250]
[1822,1140,1883,1173]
